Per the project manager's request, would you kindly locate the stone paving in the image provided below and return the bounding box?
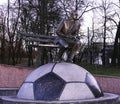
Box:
[95,75,120,94]
[0,64,32,88]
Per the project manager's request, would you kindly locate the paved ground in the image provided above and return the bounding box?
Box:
[0,64,32,88]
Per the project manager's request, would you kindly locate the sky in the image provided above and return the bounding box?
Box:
[0,0,7,5]
[0,0,15,5]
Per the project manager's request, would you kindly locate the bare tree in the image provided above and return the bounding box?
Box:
[90,0,119,65]
[0,6,6,64]
[17,0,62,66]
[111,2,120,65]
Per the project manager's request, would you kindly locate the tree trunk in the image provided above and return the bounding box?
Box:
[102,13,107,66]
[0,18,5,63]
[111,21,120,65]
[35,0,48,66]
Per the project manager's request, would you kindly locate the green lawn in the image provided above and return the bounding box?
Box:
[77,63,120,76]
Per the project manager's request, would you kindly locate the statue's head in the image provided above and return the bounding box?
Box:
[70,10,78,20]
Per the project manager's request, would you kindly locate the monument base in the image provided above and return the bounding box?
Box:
[1,93,119,104]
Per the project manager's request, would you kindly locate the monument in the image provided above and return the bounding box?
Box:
[1,10,119,104]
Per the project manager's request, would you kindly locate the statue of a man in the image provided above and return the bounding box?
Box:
[56,10,81,62]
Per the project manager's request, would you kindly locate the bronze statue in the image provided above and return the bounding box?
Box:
[56,10,81,62]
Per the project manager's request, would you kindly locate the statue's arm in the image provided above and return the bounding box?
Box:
[76,22,80,35]
[56,18,66,38]
[67,22,81,39]
[75,23,81,39]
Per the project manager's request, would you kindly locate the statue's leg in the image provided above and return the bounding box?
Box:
[56,47,66,62]
[55,38,68,62]
[67,40,81,62]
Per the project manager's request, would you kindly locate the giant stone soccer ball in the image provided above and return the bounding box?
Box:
[17,62,103,101]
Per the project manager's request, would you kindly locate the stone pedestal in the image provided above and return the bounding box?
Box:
[2,93,119,104]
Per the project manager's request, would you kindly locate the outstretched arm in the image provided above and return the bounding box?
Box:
[75,23,81,39]
[56,18,66,38]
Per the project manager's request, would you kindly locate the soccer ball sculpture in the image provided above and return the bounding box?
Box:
[17,62,103,101]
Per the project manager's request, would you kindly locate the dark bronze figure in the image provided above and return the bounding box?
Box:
[56,10,81,62]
